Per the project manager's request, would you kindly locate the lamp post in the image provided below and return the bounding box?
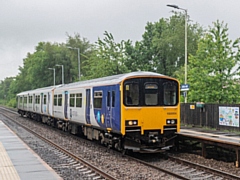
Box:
[48,68,55,86]
[67,46,80,81]
[56,64,64,84]
[167,4,188,103]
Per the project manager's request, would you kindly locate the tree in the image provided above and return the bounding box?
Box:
[85,31,130,79]
[188,20,240,103]
[125,22,160,72]
[66,33,94,81]
[153,12,202,77]
[0,77,15,105]
[125,12,203,78]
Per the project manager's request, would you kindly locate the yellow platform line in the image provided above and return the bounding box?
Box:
[0,142,20,180]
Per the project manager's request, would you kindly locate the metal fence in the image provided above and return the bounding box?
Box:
[180,103,240,131]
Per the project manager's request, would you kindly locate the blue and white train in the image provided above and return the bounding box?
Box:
[17,71,180,152]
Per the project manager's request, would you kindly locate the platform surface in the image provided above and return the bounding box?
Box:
[0,120,62,180]
[179,127,240,146]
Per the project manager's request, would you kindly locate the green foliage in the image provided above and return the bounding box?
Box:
[188,20,240,103]
[2,14,238,107]
[7,98,17,108]
[124,22,159,72]
[84,31,130,79]
[125,12,203,79]
[66,33,94,81]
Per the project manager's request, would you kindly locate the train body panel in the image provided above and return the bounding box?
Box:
[66,88,87,124]
[17,71,180,153]
[92,85,121,131]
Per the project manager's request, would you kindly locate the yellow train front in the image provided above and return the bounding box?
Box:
[120,74,180,152]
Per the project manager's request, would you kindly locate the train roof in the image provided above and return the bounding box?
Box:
[16,85,62,96]
[17,71,176,95]
[55,71,170,90]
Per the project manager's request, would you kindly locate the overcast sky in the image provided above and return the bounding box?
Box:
[0,0,239,81]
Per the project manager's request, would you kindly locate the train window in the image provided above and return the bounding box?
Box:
[58,94,62,106]
[35,95,40,104]
[163,81,177,105]
[144,83,158,105]
[43,95,47,105]
[54,95,57,106]
[124,83,139,106]
[76,93,82,107]
[107,91,110,107]
[24,97,27,104]
[112,91,115,107]
[94,91,102,109]
[29,96,32,103]
[70,94,75,107]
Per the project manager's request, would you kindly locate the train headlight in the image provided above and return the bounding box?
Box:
[125,120,138,126]
[166,119,177,125]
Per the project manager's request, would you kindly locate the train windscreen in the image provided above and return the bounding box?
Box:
[123,77,178,106]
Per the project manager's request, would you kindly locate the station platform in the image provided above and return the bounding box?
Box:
[177,126,240,167]
[179,127,240,146]
[0,120,62,180]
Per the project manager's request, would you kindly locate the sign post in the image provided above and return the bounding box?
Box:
[180,84,190,103]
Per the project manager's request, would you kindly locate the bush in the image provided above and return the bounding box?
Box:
[7,98,17,108]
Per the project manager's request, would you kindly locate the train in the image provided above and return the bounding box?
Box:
[17,71,180,153]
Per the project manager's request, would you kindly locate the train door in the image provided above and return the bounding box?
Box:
[41,94,46,113]
[106,89,113,128]
[40,93,43,113]
[27,95,29,111]
[64,91,68,119]
[105,86,120,129]
[33,94,36,111]
[85,89,91,124]
[47,93,50,114]
[23,96,25,110]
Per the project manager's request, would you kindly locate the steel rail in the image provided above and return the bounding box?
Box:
[0,109,117,180]
[168,155,240,180]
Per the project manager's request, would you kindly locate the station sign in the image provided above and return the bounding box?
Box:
[180,84,190,91]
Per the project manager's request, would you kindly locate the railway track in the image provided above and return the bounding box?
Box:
[129,153,240,180]
[0,107,116,180]
[1,106,240,179]
[168,155,240,179]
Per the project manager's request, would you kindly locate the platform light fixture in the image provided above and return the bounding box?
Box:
[167,4,188,103]
[67,46,80,81]
[48,68,55,86]
[55,64,64,84]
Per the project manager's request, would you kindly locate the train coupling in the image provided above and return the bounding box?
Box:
[148,134,159,144]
